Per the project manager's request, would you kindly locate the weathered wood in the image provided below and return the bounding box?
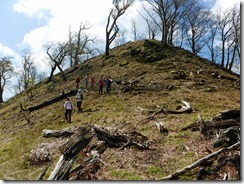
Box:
[42,127,78,138]
[93,126,128,148]
[182,110,240,136]
[48,126,94,180]
[37,161,53,180]
[211,109,240,121]
[165,100,192,114]
[213,126,240,148]
[161,141,240,180]
[69,150,103,180]
[26,89,77,113]
[137,100,192,125]
[94,125,149,150]
[60,126,94,158]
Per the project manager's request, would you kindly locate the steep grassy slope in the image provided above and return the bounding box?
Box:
[0,40,240,180]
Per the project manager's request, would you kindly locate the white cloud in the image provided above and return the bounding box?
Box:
[12,0,116,73]
[12,0,241,74]
[12,0,145,74]
[0,43,18,57]
[211,0,240,12]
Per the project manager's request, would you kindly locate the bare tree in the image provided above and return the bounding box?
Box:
[216,9,233,67]
[183,0,212,55]
[227,4,240,71]
[105,0,135,57]
[206,19,218,63]
[144,0,189,47]
[46,41,69,82]
[131,19,139,41]
[138,4,160,40]
[67,23,98,67]
[16,50,38,91]
[0,57,14,103]
[167,0,189,45]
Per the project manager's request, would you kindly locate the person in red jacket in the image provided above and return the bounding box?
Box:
[98,76,104,95]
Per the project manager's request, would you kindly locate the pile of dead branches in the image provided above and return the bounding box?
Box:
[177,109,240,180]
[35,124,150,180]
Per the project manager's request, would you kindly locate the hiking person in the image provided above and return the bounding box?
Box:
[83,74,89,90]
[64,97,74,123]
[90,75,95,91]
[75,88,83,113]
[98,75,104,95]
[75,75,81,89]
[106,76,112,95]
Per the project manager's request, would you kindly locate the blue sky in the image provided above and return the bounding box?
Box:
[0,0,241,100]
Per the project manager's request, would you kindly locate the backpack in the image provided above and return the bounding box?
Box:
[76,93,83,101]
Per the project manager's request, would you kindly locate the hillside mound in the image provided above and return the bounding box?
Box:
[0,40,240,180]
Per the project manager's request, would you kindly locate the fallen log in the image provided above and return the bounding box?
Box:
[42,127,78,138]
[25,89,77,113]
[211,109,240,121]
[182,110,240,135]
[69,149,105,180]
[161,141,240,180]
[40,125,149,180]
[93,125,149,150]
[48,126,94,180]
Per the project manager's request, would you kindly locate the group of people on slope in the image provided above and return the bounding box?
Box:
[64,74,113,123]
[75,74,112,94]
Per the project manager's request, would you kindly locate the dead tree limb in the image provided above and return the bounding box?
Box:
[93,125,149,150]
[25,89,77,113]
[161,141,240,180]
[42,127,78,138]
[37,160,53,180]
[48,126,94,180]
[137,100,192,125]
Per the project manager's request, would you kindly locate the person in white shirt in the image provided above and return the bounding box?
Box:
[64,97,74,122]
[75,89,83,113]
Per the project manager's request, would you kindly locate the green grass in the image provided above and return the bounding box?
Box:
[0,40,240,180]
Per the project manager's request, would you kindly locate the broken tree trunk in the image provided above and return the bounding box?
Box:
[93,125,149,150]
[42,127,78,138]
[48,126,94,180]
[161,141,240,180]
[25,89,77,113]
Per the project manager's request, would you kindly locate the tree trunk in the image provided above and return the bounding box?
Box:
[48,126,94,180]
[26,89,77,113]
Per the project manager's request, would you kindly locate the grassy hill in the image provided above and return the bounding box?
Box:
[0,40,240,180]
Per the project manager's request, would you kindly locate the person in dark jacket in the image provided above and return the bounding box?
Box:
[106,76,112,95]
